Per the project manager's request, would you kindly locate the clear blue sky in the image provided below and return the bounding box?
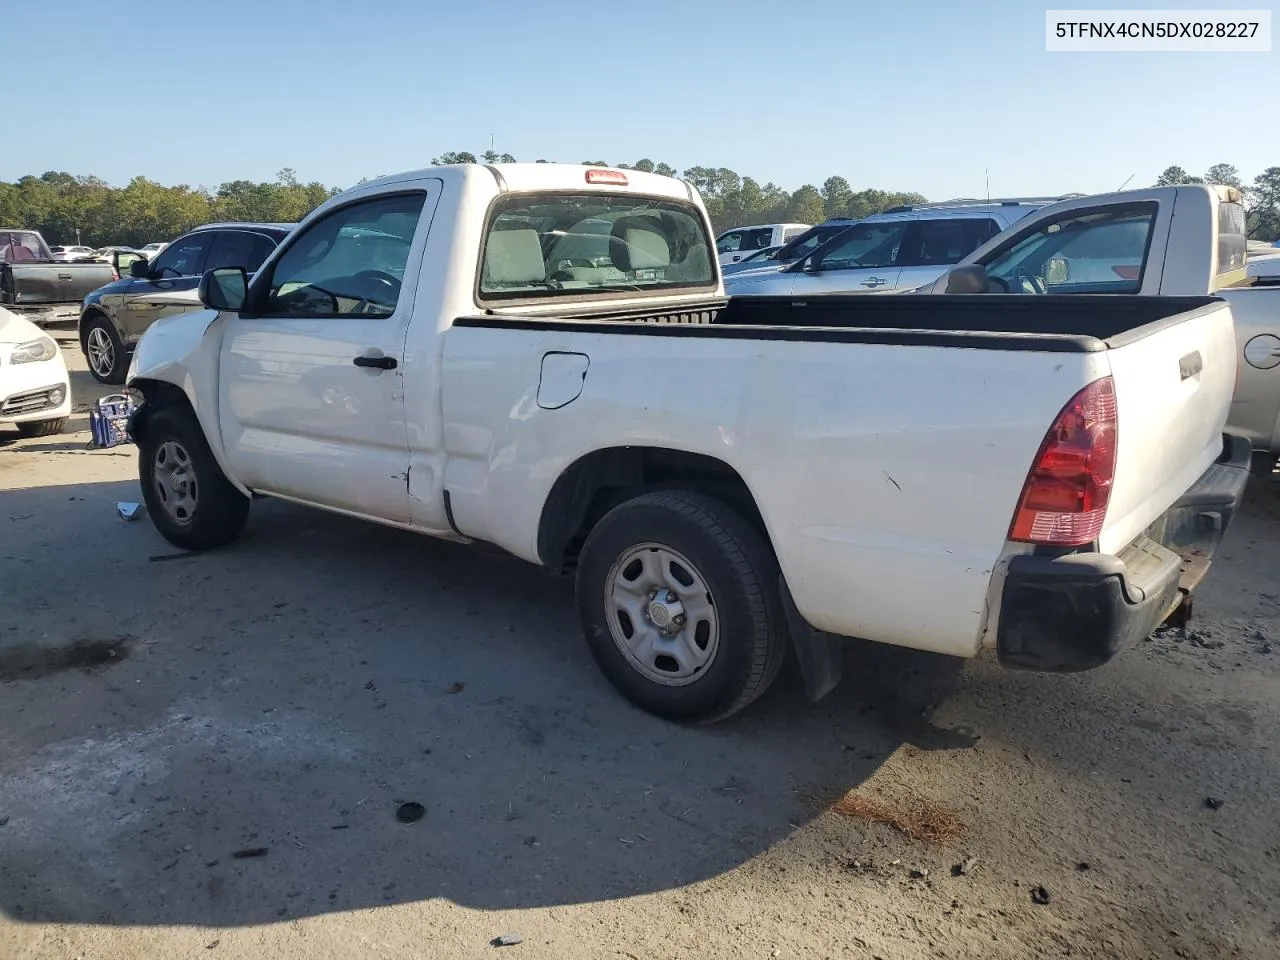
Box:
[5,0,1277,199]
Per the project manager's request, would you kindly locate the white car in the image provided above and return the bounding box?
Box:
[139,242,169,260]
[48,245,97,262]
[0,307,72,438]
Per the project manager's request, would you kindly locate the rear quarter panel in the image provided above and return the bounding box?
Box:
[1221,286,1280,451]
[441,324,1106,658]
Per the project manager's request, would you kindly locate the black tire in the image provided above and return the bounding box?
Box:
[138,407,250,551]
[81,313,128,385]
[575,490,787,724]
[15,417,66,438]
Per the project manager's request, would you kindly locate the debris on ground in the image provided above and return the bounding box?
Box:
[490,933,523,947]
[830,788,965,845]
[908,867,929,880]
[1075,862,1091,872]
[1031,885,1051,905]
[0,816,9,827]
[446,681,465,694]
[1205,796,1224,810]
[116,502,143,521]
[231,847,268,859]
[396,801,426,823]
[951,857,979,877]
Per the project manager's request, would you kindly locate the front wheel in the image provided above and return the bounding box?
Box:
[575,490,787,724]
[138,407,250,550]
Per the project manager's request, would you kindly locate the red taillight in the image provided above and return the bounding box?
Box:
[585,168,628,186]
[1009,376,1118,547]
[1112,265,1139,280]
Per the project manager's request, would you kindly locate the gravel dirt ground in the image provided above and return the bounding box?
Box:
[2,328,1279,960]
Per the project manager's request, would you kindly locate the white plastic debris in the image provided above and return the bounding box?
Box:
[117,502,143,521]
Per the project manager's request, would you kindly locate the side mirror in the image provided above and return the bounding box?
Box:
[1045,256,1071,285]
[199,267,248,312]
[944,263,992,294]
[128,258,151,279]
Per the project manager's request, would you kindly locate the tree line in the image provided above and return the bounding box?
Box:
[1155,163,1280,240]
[0,169,339,248]
[3,155,1278,249]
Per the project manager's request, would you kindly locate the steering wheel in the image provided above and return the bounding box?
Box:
[348,270,402,314]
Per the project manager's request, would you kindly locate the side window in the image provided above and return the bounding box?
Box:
[814,221,910,271]
[262,192,426,318]
[150,234,211,279]
[206,231,278,273]
[717,231,745,254]
[782,226,808,242]
[983,205,1157,293]
[899,218,1003,267]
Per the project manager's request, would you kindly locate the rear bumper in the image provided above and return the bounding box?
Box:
[996,432,1252,672]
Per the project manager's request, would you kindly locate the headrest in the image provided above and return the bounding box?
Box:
[610,216,671,272]
[484,229,546,285]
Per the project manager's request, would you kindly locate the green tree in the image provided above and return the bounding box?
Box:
[788,185,825,224]
[1249,166,1280,241]
[1205,163,1242,189]
[431,151,478,164]
[1155,165,1203,186]
[821,176,852,220]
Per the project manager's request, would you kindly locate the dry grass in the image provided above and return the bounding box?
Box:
[830,788,966,846]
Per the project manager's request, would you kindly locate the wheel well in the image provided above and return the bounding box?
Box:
[79,308,108,345]
[128,378,193,443]
[536,447,767,573]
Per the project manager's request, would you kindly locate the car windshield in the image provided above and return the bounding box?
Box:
[479,193,715,301]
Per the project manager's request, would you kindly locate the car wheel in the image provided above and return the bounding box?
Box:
[138,407,250,551]
[575,489,787,723]
[15,418,66,438]
[82,314,127,385]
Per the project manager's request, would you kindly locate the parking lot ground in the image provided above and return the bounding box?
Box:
[2,329,1279,959]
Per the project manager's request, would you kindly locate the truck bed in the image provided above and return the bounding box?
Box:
[485,293,1222,352]
[1,260,117,312]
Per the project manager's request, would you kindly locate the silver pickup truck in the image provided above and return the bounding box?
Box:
[917,185,1280,460]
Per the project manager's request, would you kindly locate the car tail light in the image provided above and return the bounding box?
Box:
[586,168,628,186]
[1009,376,1117,547]
[1112,265,1139,280]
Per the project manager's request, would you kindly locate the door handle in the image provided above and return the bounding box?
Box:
[860,278,886,287]
[58,273,73,280]
[353,354,397,370]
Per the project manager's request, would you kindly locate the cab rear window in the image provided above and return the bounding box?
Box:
[479,193,715,302]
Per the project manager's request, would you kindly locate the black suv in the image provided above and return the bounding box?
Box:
[79,221,294,383]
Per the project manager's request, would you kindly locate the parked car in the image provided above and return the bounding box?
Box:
[48,245,97,262]
[0,306,71,438]
[915,184,1280,459]
[139,242,169,260]
[124,163,1247,724]
[720,219,860,278]
[726,198,1081,297]
[79,221,294,383]
[719,244,782,276]
[714,222,809,266]
[1,229,118,326]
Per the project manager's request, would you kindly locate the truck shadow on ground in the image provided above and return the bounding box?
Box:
[3,478,1276,930]
[0,477,979,928]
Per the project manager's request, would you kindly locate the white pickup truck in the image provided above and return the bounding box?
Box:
[915,184,1280,458]
[124,163,1251,723]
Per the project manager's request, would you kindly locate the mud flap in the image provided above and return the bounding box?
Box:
[780,577,843,703]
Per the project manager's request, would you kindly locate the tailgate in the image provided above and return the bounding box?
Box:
[1099,299,1237,555]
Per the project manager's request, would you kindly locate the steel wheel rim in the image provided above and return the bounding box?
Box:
[87,327,114,377]
[152,439,198,526]
[604,542,720,687]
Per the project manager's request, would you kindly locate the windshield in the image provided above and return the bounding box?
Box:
[479,193,715,302]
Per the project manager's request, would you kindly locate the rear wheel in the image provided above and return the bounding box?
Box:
[82,314,128,385]
[138,407,249,550]
[575,490,787,723]
[15,418,66,438]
